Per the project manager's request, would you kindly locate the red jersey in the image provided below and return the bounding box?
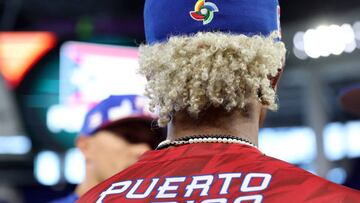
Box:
[79,143,360,203]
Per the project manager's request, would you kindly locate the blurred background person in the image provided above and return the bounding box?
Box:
[50,95,165,203]
[0,0,360,202]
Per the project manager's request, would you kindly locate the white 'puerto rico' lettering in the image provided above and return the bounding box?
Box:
[126,178,160,199]
[97,180,132,203]
[202,198,228,203]
[218,173,242,194]
[185,175,214,197]
[156,177,186,198]
[240,173,271,192]
[234,195,263,203]
[97,172,272,203]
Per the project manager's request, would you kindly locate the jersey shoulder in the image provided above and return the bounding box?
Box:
[262,155,360,201]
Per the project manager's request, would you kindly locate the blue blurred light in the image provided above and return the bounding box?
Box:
[323,123,347,161]
[323,121,360,161]
[34,151,61,186]
[326,168,347,184]
[345,121,360,158]
[0,135,32,155]
[65,148,85,184]
[259,127,316,164]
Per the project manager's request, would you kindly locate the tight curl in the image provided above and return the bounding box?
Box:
[139,32,286,127]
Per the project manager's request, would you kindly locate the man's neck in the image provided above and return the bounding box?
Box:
[75,168,100,197]
[167,105,261,146]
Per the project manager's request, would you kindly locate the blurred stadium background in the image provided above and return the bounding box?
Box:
[0,0,360,202]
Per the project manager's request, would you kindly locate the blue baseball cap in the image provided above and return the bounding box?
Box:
[144,0,281,44]
[80,95,155,136]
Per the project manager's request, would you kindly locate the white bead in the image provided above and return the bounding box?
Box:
[160,140,169,145]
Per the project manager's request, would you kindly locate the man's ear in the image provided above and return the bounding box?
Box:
[76,136,91,159]
[259,107,268,128]
[270,67,284,90]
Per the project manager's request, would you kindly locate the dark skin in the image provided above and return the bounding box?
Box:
[168,101,262,146]
[167,67,284,146]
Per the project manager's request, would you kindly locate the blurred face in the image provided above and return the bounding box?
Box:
[78,131,151,182]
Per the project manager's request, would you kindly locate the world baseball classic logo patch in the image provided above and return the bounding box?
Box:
[190,0,219,25]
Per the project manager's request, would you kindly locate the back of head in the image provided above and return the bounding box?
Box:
[139,0,286,127]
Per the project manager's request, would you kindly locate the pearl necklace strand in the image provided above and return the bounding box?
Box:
[156,135,257,150]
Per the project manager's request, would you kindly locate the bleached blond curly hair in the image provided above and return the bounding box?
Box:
[139,31,286,127]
